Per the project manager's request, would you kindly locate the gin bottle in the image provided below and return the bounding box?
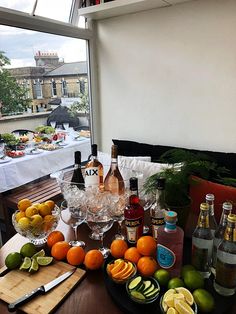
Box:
[156,211,184,277]
[212,202,232,270]
[192,203,213,278]
[150,177,166,240]
[205,193,218,237]
[214,214,236,296]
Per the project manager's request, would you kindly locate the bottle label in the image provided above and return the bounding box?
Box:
[125,217,142,243]
[151,217,164,240]
[192,244,210,272]
[157,244,176,269]
[85,167,99,187]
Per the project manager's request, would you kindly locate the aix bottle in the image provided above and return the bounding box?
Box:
[84,144,103,189]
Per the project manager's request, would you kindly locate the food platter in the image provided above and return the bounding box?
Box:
[38,144,62,151]
[6,151,25,158]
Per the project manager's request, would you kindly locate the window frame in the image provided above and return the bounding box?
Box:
[0,4,97,144]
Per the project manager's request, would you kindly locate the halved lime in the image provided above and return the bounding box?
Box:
[37,256,53,266]
[20,257,32,270]
[29,258,39,273]
[32,249,45,260]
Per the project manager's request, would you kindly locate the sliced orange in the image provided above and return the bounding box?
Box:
[112,262,129,279]
[111,259,125,276]
[119,262,135,279]
[107,263,114,275]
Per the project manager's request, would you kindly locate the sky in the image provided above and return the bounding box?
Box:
[0,0,87,68]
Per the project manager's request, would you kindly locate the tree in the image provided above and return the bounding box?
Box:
[69,91,89,117]
[0,51,31,115]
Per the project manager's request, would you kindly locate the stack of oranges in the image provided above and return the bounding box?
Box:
[47,231,104,270]
[110,236,158,277]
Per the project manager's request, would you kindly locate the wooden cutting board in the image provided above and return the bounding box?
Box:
[0,261,86,314]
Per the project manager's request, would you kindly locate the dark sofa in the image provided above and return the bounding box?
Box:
[112,139,236,178]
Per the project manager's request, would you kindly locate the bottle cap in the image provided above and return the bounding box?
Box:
[165,211,177,223]
[206,194,214,201]
[156,177,165,190]
[200,203,209,211]
[227,214,236,223]
[91,144,97,156]
[74,151,81,164]
[223,202,233,211]
[129,177,138,191]
[111,145,118,158]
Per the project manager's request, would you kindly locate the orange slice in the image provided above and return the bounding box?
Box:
[110,260,125,276]
[106,263,114,275]
[120,262,135,279]
[112,262,129,279]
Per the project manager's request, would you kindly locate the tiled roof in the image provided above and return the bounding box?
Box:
[45,61,87,76]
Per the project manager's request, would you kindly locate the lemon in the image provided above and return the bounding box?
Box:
[36,256,53,266]
[5,252,22,269]
[183,270,204,291]
[18,198,32,211]
[20,257,32,270]
[20,243,37,258]
[167,308,178,314]
[29,258,39,273]
[38,203,52,217]
[193,289,215,313]
[154,269,170,287]
[181,264,196,279]
[15,211,26,222]
[25,205,38,218]
[168,277,185,289]
[44,200,55,211]
[175,299,194,314]
[175,287,194,306]
[18,217,30,230]
[30,214,43,227]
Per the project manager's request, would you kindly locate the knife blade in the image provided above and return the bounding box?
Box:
[8,267,76,312]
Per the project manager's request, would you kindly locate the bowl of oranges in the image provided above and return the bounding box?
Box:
[12,198,60,246]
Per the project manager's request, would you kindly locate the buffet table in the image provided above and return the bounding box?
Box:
[0,138,91,193]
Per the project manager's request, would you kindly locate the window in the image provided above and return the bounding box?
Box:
[33,79,43,99]
[61,79,68,97]
[51,79,57,97]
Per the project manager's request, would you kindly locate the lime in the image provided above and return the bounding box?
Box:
[167,277,185,289]
[37,256,53,266]
[193,289,215,313]
[5,252,22,270]
[183,270,204,291]
[181,264,196,279]
[32,249,45,259]
[19,257,32,270]
[153,269,170,287]
[29,258,39,273]
[20,243,37,258]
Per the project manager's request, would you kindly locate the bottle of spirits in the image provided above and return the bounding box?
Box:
[214,214,236,296]
[104,145,124,195]
[192,203,213,278]
[124,177,144,244]
[150,177,167,240]
[205,193,218,237]
[212,202,232,271]
[71,151,85,189]
[156,211,184,277]
[84,144,103,189]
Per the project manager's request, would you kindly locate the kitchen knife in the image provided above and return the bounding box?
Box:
[8,267,76,312]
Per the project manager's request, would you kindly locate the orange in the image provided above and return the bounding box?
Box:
[47,231,65,248]
[44,200,55,211]
[18,198,32,212]
[137,236,156,256]
[67,246,85,266]
[38,203,52,217]
[124,247,141,264]
[51,241,70,260]
[137,256,158,277]
[84,249,104,270]
[110,239,128,259]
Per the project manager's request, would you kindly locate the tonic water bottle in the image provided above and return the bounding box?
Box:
[205,193,218,237]
[192,203,213,278]
[214,214,236,296]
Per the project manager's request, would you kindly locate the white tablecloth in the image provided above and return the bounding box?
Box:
[0,138,91,193]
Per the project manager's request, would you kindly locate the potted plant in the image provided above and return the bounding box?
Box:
[143,149,232,229]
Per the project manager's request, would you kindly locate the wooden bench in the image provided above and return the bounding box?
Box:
[2,176,63,241]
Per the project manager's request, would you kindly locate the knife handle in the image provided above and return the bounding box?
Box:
[8,286,45,312]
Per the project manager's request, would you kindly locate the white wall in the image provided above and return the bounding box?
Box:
[95,0,236,154]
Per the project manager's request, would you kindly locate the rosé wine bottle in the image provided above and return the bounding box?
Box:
[156,211,184,277]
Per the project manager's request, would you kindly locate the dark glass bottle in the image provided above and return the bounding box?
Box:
[124,177,144,244]
[71,151,84,189]
[84,144,103,189]
[150,177,167,240]
[104,144,124,195]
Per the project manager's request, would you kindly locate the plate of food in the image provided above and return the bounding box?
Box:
[6,150,25,158]
[38,143,61,151]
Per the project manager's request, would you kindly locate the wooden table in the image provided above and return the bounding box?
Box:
[0,219,123,314]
